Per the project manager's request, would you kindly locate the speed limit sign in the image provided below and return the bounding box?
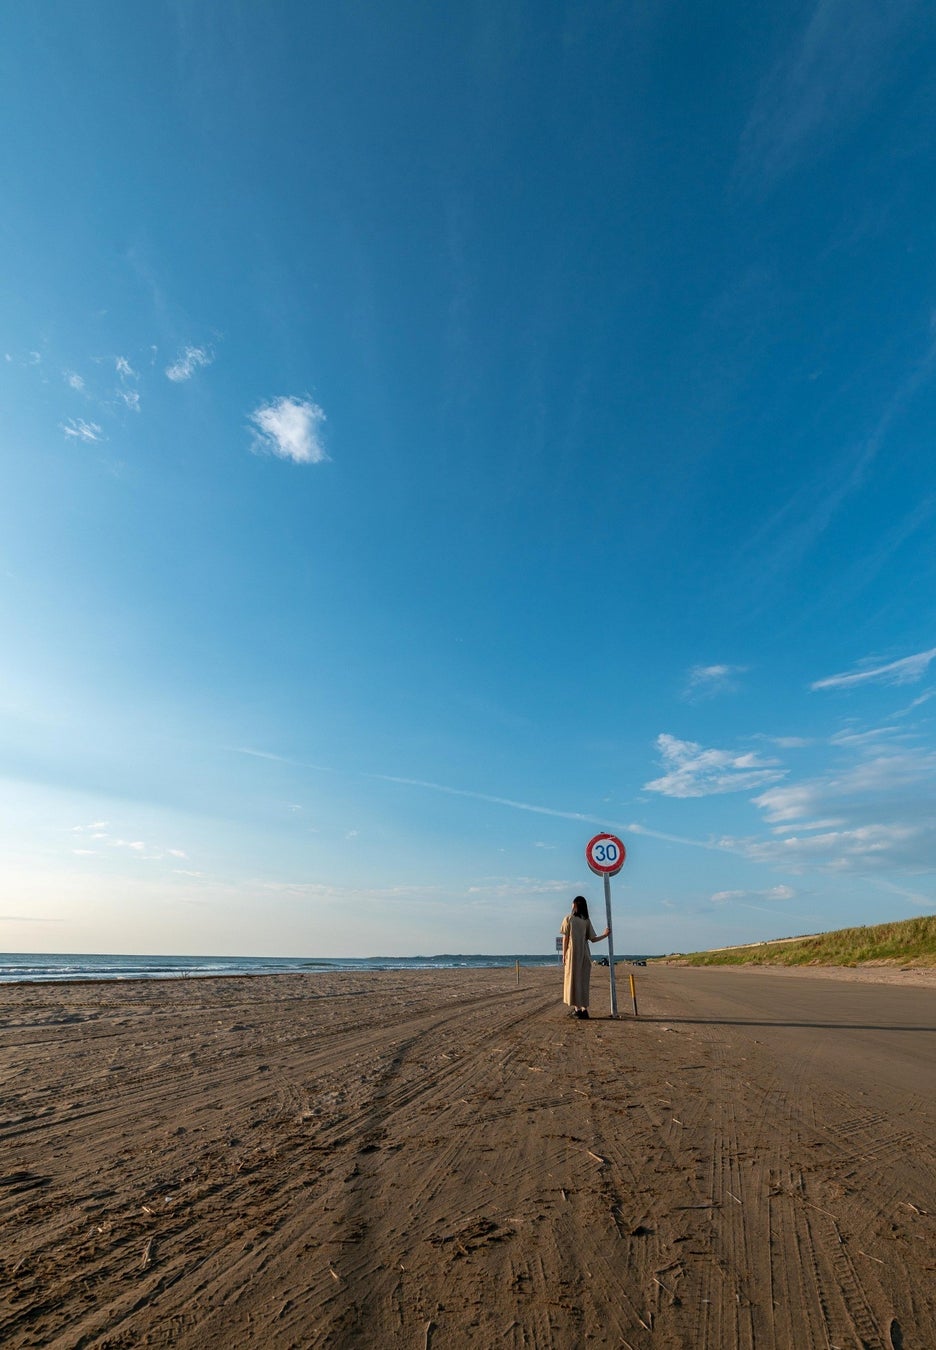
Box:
[584,832,626,1017]
[585,833,626,876]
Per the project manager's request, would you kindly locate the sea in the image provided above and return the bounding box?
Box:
[0,951,653,984]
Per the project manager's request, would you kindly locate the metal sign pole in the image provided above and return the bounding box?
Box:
[585,834,626,1020]
[604,872,618,1017]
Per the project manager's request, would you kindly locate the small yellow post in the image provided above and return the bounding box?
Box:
[629,973,638,1017]
[515,960,520,987]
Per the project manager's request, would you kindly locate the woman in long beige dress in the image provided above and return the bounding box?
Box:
[560,896,610,1019]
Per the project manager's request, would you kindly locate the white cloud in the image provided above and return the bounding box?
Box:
[370,769,717,849]
[764,884,797,901]
[644,734,785,798]
[737,0,917,189]
[829,726,903,748]
[725,822,924,873]
[771,818,846,835]
[734,733,936,873]
[733,336,936,606]
[755,747,936,826]
[233,746,297,763]
[892,688,936,717]
[61,418,102,443]
[65,371,85,391]
[464,876,577,900]
[249,396,328,465]
[115,356,136,378]
[753,783,823,823]
[684,664,747,700]
[165,345,213,382]
[711,885,795,904]
[834,749,936,800]
[812,647,936,691]
[119,389,141,412]
[68,824,187,864]
[875,880,934,910]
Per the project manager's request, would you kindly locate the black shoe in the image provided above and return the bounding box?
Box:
[578,1009,590,1019]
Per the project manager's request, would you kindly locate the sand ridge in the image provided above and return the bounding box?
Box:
[1,966,933,1347]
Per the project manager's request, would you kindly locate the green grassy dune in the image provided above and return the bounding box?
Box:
[656,913,936,968]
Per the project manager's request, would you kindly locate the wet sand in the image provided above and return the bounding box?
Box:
[1,966,934,1348]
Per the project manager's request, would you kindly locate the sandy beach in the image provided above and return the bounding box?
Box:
[2,965,934,1348]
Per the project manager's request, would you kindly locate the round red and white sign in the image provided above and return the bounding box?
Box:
[585,833,626,876]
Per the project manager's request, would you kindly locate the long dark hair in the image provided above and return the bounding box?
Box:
[571,895,590,921]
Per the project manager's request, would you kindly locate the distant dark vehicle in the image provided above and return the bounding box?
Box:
[634,959,646,966]
[593,956,609,967]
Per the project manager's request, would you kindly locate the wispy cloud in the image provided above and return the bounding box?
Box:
[115,356,136,378]
[711,885,795,904]
[683,664,747,701]
[736,336,936,600]
[736,731,936,872]
[644,734,784,798]
[812,647,936,691]
[465,876,576,899]
[165,345,213,382]
[230,746,333,772]
[233,746,294,763]
[0,915,63,923]
[828,726,905,748]
[874,879,934,910]
[368,770,720,850]
[753,783,823,823]
[737,0,918,190]
[771,817,847,835]
[724,821,924,872]
[371,771,599,823]
[230,747,733,853]
[891,688,936,717]
[755,745,936,821]
[249,396,328,465]
[61,418,103,443]
[257,875,578,910]
[65,371,85,391]
[70,824,187,863]
[119,389,141,412]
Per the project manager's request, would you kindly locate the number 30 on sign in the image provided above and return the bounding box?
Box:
[585,833,626,876]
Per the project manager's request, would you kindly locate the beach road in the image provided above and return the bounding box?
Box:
[1,966,934,1347]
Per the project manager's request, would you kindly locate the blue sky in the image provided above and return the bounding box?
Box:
[2,0,935,957]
